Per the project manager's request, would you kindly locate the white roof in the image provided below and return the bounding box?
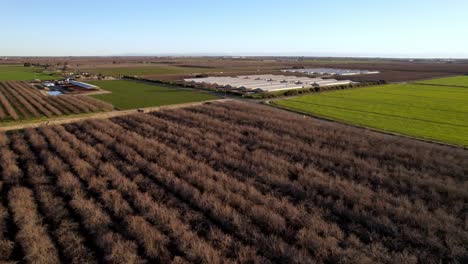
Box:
[184,74,354,92]
[283,68,379,75]
[70,81,98,89]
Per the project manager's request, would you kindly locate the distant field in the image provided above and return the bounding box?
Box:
[89,80,218,110]
[84,65,216,77]
[302,59,388,64]
[274,83,468,146]
[415,76,468,87]
[0,65,57,81]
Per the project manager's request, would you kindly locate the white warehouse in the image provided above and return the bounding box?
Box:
[69,81,99,89]
[282,68,380,76]
[185,74,355,93]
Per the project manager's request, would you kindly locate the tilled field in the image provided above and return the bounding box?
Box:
[0,81,113,122]
[0,101,467,264]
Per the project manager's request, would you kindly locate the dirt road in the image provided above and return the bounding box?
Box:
[0,99,231,132]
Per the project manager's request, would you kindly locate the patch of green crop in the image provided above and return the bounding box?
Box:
[89,80,218,110]
[274,84,468,146]
[0,65,56,81]
[415,76,468,87]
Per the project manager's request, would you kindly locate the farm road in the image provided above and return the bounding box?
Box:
[0,98,231,132]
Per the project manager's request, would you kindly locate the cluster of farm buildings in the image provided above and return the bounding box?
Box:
[41,80,99,95]
[282,68,380,76]
[185,74,355,93]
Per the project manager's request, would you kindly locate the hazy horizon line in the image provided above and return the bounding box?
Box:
[1,53,467,60]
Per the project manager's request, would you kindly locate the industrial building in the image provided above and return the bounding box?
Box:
[282,68,380,76]
[69,81,99,89]
[185,74,355,93]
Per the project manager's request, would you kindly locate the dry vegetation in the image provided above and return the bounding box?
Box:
[4,56,468,82]
[0,81,113,122]
[0,101,467,263]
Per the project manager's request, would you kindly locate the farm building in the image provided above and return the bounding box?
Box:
[185,74,355,93]
[313,79,354,87]
[282,68,380,76]
[69,81,99,89]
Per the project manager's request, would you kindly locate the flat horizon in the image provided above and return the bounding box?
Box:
[1,54,467,60]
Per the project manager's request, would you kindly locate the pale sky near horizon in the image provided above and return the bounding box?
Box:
[1,0,467,58]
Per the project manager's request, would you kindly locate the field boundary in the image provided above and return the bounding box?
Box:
[266,100,467,149]
[87,79,219,110]
[278,99,468,128]
[411,82,468,89]
[392,74,460,84]
[0,98,231,132]
[299,94,468,114]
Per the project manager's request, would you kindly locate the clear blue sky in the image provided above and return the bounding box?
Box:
[1,0,467,58]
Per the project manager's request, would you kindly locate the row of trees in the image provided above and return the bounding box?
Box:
[0,183,15,261]
[8,187,61,263]
[8,81,62,117]
[66,120,261,263]
[0,133,15,261]
[113,114,368,262]
[115,109,408,263]
[122,101,467,263]
[66,122,268,263]
[0,101,466,263]
[0,81,112,121]
[76,116,403,263]
[0,82,30,120]
[35,126,148,264]
[0,89,18,120]
[186,102,467,207]
[11,131,98,264]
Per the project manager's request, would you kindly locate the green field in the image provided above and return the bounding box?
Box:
[0,65,57,81]
[89,80,218,110]
[415,76,468,87]
[274,83,468,146]
[85,65,216,77]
